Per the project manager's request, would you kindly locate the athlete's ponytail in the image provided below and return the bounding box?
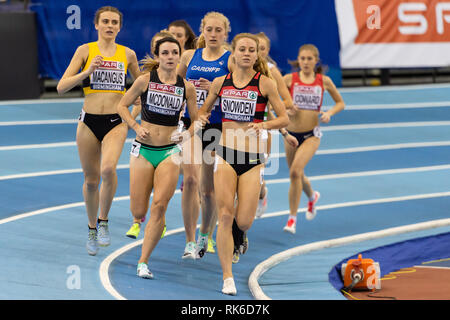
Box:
[140,55,159,73]
[254,53,272,79]
[196,34,206,49]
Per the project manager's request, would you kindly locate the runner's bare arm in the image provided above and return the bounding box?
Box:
[126,47,143,119]
[259,76,289,130]
[184,80,199,137]
[117,74,148,130]
[57,44,94,94]
[320,75,345,123]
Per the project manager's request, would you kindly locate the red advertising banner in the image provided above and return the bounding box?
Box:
[335,0,450,67]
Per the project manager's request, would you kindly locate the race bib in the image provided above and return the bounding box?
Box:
[146,82,184,116]
[292,84,322,111]
[90,60,126,91]
[221,88,258,122]
[130,140,141,157]
[313,126,323,139]
[189,79,220,110]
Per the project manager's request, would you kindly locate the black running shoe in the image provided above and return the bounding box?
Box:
[232,218,243,251]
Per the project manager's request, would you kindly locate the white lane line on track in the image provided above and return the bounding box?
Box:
[1,107,450,126]
[0,141,77,151]
[265,164,450,185]
[1,147,450,182]
[330,101,450,110]
[0,164,130,181]
[414,265,450,270]
[2,121,450,152]
[271,141,450,159]
[101,191,450,300]
[0,101,449,126]
[0,195,128,226]
[1,83,449,106]
[337,83,450,92]
[1,190,448,299]
[0,120,77,126]
[321,121,450,131]
[0,98,84,105]
[98,227,187,300]
[4,177,449,226]
[0,138,134,151]
[261,191,450,218]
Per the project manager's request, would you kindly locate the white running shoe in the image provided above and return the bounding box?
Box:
[97,220,111,246]
[222,277,237,295]
[256,187,268,218]
[306,191,320,221]
[137,263,154,279]
[283,218,296,234]
[182,241,197,260]
[196,235,208,258]
[86,228,98,256]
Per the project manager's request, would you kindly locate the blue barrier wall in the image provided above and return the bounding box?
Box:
[30,0,341,85]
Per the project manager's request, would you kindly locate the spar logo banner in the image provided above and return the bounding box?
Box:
[335,0,450,68]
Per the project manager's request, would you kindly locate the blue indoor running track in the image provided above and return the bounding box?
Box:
[0,83,449,301]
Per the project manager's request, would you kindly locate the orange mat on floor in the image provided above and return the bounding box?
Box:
[344,266,450,300]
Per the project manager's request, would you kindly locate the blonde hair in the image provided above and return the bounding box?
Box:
[140,56,159,74]
[140,33,177,73]
[231,33,271,78]
[289,44,324,74]
[151,31,175,56]
[196,11,231,49]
